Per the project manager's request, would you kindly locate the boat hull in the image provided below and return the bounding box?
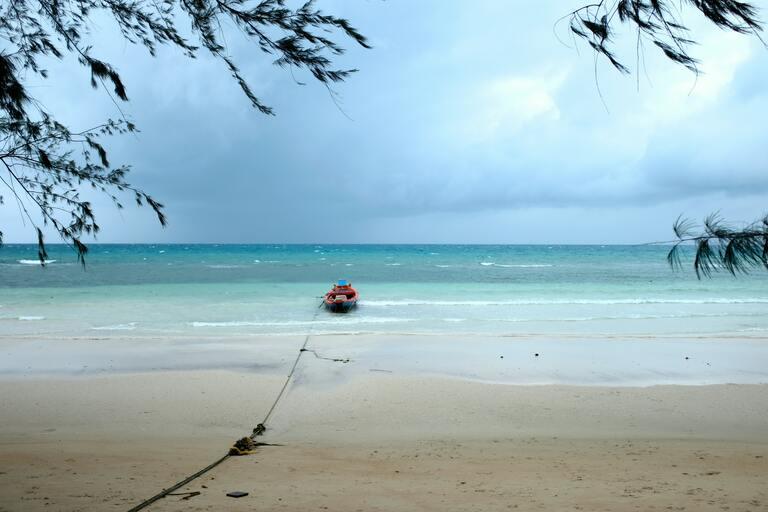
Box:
[325,300,357,313]
[324,282,358,313]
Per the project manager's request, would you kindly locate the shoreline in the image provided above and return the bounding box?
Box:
[2,334,767,386]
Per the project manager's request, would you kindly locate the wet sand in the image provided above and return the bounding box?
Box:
[3,334,768,386]
[1,363,767,511]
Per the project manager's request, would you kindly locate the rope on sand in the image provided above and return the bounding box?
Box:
[126,454,230,512]
[126,314,318,511]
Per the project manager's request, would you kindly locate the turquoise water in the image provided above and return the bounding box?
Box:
[1,244,768,339]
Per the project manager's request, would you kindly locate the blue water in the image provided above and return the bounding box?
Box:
[1,244,768,339]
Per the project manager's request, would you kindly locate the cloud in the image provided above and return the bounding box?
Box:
[639,30,753,123]
[2,0,767,244]
[464,70,567,140]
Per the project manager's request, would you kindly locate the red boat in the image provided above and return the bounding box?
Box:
[324,280,358,313]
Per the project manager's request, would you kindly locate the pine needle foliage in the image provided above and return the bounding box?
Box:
[0,0,369,264]
[566,2,767,278]
[565,1,763,75]
[668,214,768,278]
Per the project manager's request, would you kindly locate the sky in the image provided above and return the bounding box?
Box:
[3,0,768,244]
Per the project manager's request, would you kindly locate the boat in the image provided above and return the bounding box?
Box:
[324,280,358,313]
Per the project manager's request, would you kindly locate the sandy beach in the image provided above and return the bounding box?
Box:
[1,334,767,511]
[4,0,768,506]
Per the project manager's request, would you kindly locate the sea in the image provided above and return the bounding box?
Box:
[2,243,768,341]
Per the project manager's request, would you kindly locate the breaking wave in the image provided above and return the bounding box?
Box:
[18,259,56,265]
[191,317,415,328]
[495,264,553,268]
[480,262,552,268]
[361,298,768,307]
[492,312,749,323]
[92,322,137,331]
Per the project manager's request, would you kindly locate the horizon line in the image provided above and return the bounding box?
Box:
[0,242,677,246]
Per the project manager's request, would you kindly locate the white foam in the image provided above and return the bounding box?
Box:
[479,262,552,268]
[492,312,743,323]
[385,263,402,266]
[18,316,44,321]
[494,264,553,268]
[206,264,242,269]
[92,322,137,331]
[191,317,414,328]
[18,259,56,265]
[361,298,768,307]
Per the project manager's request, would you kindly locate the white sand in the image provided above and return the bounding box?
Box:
[1,334,767,511]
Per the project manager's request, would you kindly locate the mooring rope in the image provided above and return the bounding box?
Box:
[125,455,230,512]
[126,309,321,512]
[257,331,313,430]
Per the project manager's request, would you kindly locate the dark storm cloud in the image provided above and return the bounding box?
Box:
[2,1,767,243]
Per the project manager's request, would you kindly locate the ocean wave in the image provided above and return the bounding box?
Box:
[361,298,768,306]
[191,317,415,328]
[92,322,137,330]
[479,262,552,268]
[18,316,45,321]
[206,264,243,269]
[495,264,553,268]
[18,259,56,265]
[435,264,457,268]
[494,312,743,323]
[385,263,402,266]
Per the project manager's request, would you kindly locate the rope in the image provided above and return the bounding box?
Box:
[126,308,321,511]
[257,331,312,430]
[125,455,229,512]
